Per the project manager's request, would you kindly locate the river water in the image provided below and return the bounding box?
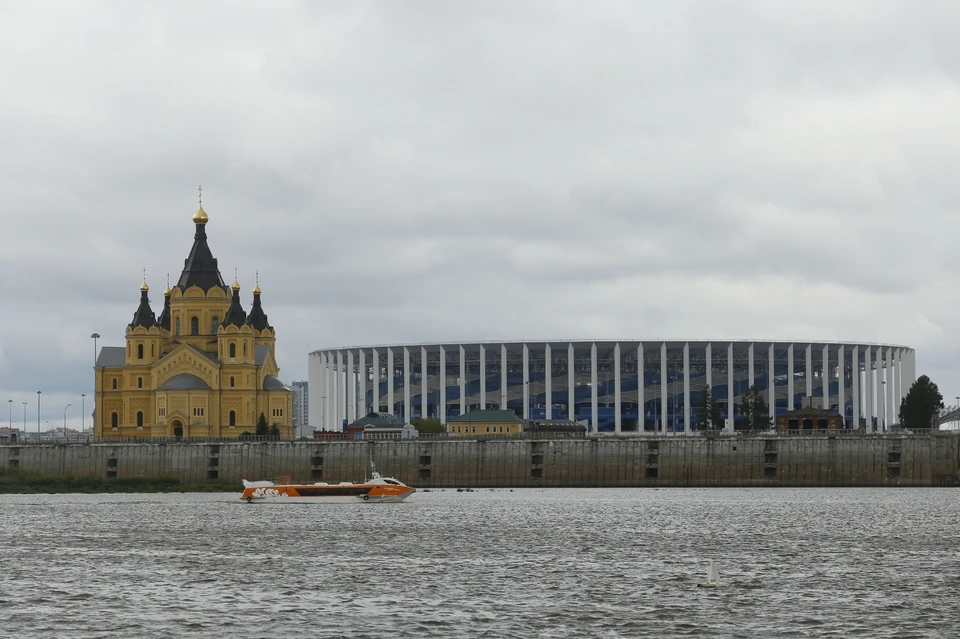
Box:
[1,488,959,638]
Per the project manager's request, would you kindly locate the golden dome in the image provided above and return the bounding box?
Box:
[140,280,149,292]
[193,204,209,225]
[253,283,261,294]
[232,279,241,291]
[163,283,171,295]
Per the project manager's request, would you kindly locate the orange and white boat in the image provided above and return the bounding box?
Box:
[240,470,415,503]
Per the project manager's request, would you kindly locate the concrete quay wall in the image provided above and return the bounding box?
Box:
[1,435,958,488]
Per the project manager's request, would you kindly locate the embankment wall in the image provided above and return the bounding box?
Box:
[2,435,959,487]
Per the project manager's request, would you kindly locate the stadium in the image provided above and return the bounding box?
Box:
[308,340,915,433]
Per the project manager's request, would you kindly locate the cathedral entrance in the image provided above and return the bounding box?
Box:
[172,421,184,438]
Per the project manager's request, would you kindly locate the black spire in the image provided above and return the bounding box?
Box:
[176,204,226,291]
[247,286,272,331]
[223,283,247,327]
[130,284,158,329]
[158,286,171,331]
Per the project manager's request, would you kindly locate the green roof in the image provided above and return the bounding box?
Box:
[447,410,521,424]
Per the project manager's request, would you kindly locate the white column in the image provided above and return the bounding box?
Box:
[387,348,395,418]
[371,348,379,413]
[321,352,329,430]
[705,343,712,390]
[748,343,755,389]
[358,349,366,416]
[889,348,897,428]
[348,350,356,424]
[638,343,644,428]
[459,345,466,416]
[421,346,429,419]
[568,343,575,421]
[308,353,322,430]
[338,352,345,429]
[836,345,844,421]
[522,344,530,420]
[614,343,622,433]
[439,346,446,423]
[727,343,734,432]
[403,347,411,423]
[852,345,860,429]
[683,342,690,435]
[904,349,916,396]
[821,344,829,411]
[590,342,598,431]
[545,344,552,419]
[864,346,873,430]
[327,352,335,431]
[479,345,486,410]
[787,344,795,411]
[894,348,902,409]
[501,344,508,410]
[876,347,884,431]
[805,344,813,402]
[660,343,668,433]
[768,344,775,423]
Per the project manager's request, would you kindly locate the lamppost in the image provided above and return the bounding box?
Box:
[7,399,11,429]
[63,403,72,431]
[91,333,100,364]
[81,394,86,434]
[881,380,886,432]
[37,391,41,437]
[22,402,27,439]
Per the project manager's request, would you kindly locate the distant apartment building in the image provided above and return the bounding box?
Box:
[291,381,309,435]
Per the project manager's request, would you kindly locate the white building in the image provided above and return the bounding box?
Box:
[290,380,309,437]
[308,340,915,434]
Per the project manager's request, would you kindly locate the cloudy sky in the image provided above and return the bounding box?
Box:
[2,0,959,431]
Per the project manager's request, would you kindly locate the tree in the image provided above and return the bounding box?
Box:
[411,418,446,434]
[269,423,281,439]
[696,386,722,431]
[740,385,771,431]
[899,375,943,430]
[255,412,269,437]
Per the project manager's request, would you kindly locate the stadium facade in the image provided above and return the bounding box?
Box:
[308,340,915,434]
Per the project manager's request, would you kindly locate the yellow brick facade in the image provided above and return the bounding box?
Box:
[92,202,293,439]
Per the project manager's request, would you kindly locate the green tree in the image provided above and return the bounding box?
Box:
[696,386,722,431]
[269,423,281,439]
[411,418,446,433]
[740,385,771,431]
[899,375,943,430]
[255,412,269,437]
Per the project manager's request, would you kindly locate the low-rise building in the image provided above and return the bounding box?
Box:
[341,411,418,440]
[447,410,523,436]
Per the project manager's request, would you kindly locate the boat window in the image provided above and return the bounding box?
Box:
[384,479,399,485]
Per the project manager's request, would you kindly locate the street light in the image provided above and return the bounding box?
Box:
[7,399,11,429]
[81,394,86,434]
[63,403,72,430]
[91,333,100,365]
[37,391,41,437]
[22,402,27,438]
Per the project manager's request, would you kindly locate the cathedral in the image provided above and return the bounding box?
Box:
[92,200,293,439]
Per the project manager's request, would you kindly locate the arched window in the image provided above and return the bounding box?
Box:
[137,411,143,428]
[111,412,118,428]
[190,316,199,335]
[137,344,143,359]
[112,379,118,390]
[243,342,247,356]
[229,410,236,427]
[230,376,235,388]
[229,343,236,358]
[137,377,143,389]
[175,317,181,335]
[151,344,155,357]
[212,316,219,333]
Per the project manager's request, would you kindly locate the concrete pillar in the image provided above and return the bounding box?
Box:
[787,344,794,411]
[876,347,884,431]
[727,343,734,432]
[421,346,429,419]
[568,343,575,422]
[501,344,508,410]
[805,344,813,402]
[821,344,829,411]
[864,346,873,431]
[851,345,859,429]
[683,342,690,435]
[439,345,446,423]
[522,344,530,420]
[459,345,466,417]
[836,345,844,421]
[748,343,755,389]
[614,343,621,433]
[660,343,668,433]
[308,352,322,430]
[387,348,395,418]
[347,350,356,424]
[403,346,410,423]
[479,345,486,410]
[545,344,552,419]
[371,348,379,413]
[638,343,644,428]
[590,342,598,431]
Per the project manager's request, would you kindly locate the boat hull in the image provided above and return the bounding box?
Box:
[240,482,415,503]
